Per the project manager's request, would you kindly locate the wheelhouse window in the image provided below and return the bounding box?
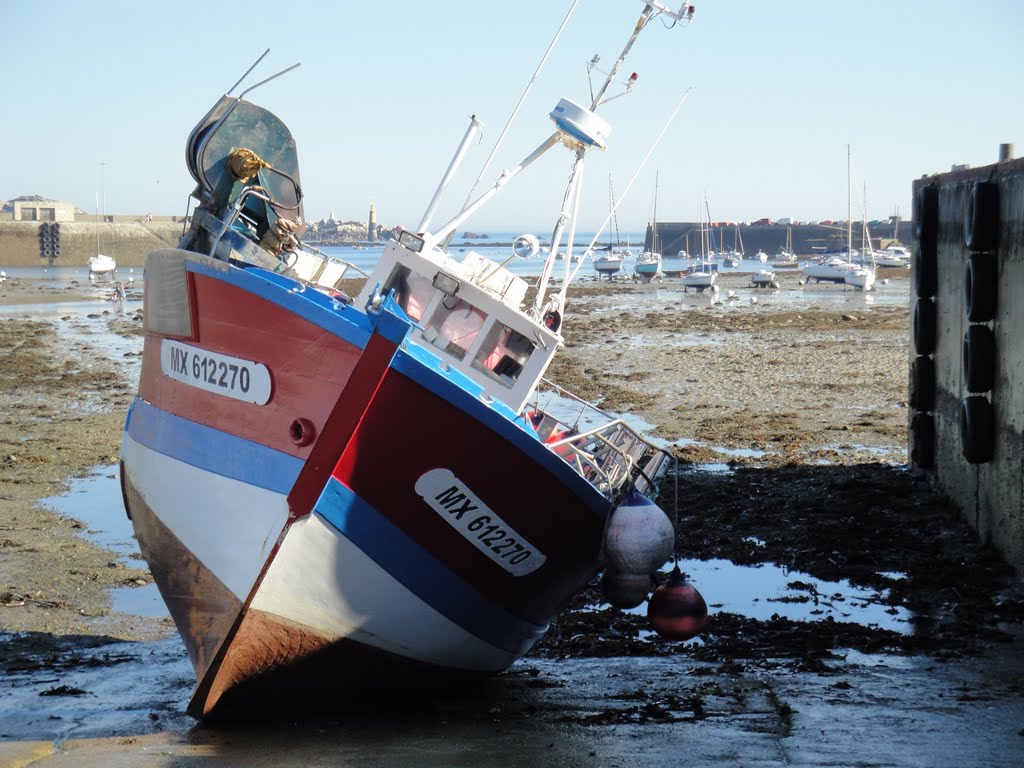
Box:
[423,297,485,360]
[472,322,534,388]
[384,265,434,322]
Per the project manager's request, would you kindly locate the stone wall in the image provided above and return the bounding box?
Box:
[908,155,1024,577]
[0,221,184,267]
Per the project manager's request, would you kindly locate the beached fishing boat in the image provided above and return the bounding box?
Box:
[120,1,695,719]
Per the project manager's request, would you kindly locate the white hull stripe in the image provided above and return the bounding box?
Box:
[315,478,548,655]
[124,398,302,493]
[121,433,289,600]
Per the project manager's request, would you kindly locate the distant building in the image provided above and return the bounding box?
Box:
[368,203,377,242]
[5,196,76,223]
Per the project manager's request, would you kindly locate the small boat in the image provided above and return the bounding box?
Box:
[681,263,717,292]
[750,269,777,288]
[635,172,663,283]
[120,3,696,720]
[87,253,117,277]
[771,224,799,268]
[875,243,911,268]
[682,194,718,292]
[594,175,628,278]
[753,249,769,263]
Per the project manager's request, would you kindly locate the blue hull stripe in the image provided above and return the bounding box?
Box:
[186,258,375,350]
[315,478,548,656]
[123,398,303,494]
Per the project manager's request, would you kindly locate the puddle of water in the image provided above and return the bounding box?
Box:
[618,558,912,635]
[41,465,168,619]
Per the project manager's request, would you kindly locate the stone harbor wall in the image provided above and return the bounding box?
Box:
[908,149,1024,576]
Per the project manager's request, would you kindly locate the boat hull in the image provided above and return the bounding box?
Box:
[121,250,612,717]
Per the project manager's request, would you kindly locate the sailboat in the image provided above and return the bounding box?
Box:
[88,192,117,278]
[594,175,627,278]
[119,2,696,719]
[802,145,874,290]
[634,172,663,283]
[771,224,798,268]
[682,194,717,292]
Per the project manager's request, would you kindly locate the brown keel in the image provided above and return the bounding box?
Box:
[190,608,488,718]
[121,467,243,685]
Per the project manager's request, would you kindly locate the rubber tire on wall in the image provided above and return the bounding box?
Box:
[960,396,995,464]
[964,253,997,322]
[910,412,935,469]
[964,181,999,252]
[914,184,939,242]
[962,324,995,393]
[914,240,937,298]
[909,355,935,413]
[913,297,937,355]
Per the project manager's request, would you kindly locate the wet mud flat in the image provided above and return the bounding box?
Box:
[2,274,1024,766]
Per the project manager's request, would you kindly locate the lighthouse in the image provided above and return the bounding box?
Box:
[368,203,377,243]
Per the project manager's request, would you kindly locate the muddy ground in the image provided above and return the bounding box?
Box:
[0,271,1021,705]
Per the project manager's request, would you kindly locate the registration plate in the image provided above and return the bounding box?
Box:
[416,468,546,576]
[160,339,272,405]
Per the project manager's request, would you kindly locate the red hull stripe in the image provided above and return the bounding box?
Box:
[123,397,303,493]
[286,331,399,520]
[186,260,375,349]
[390,345,606,514]
[315,477,548,656]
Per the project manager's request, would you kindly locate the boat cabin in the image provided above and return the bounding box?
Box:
[356,231,560,414]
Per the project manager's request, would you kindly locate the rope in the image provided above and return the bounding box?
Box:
[228,148,270,183]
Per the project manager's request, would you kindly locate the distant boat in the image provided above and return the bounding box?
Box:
[802,146,874,291]
[635,172,662,283]
[594,175,627,278]
[89,192,117,278]
[682,194,718,292]
[88,253,117,277]
[772,224,799,268]
[750,268,777,288]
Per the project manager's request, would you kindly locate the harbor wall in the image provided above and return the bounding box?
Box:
[0,221,184,267]
[908,154,1024,577]
[647,221,914,257]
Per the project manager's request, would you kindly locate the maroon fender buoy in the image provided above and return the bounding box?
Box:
[960,396,995,464]
[909,355,936,413]
[601,569,651,610]
[964,181,999,252]
[913,297,937,356]
[648,564,708,641]
[962,325,995,394]
[965,254,997,323]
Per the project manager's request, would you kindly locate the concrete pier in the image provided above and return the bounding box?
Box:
[909,151,1024,576]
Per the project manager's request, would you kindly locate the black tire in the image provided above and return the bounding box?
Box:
[909,355,936,412]
[913,297,937,355]
[960,396,995,464]
[965,253,997,322]
[964,181,999,252]
[915,184,939,242]
[962,325,995,393]
[910,412,935,469]
[914,240,938,298]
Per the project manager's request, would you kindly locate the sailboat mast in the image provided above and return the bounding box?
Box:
[845,144,853,261]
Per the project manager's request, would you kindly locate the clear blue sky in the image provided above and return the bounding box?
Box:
[3,1,1022,235]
